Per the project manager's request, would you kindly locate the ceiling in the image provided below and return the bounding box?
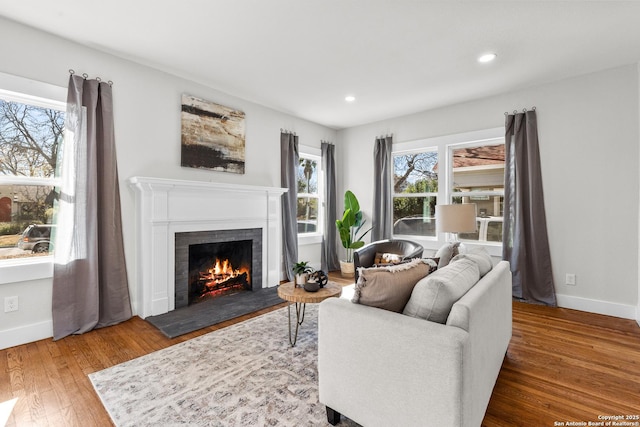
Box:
[2,1,640,129]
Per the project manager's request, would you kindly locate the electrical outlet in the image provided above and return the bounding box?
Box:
[565,273,576,286]
[4,296,18,312]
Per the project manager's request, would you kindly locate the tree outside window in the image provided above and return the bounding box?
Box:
[0,95,64,260]
[392,149,438,237]
[296,155,319,234]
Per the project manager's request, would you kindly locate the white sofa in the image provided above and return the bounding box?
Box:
[318,260,512,427]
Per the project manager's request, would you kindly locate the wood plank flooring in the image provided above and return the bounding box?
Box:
[1,273,639,426]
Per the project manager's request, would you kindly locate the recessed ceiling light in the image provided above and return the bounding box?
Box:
[345,95,356,103]
[478,53,497,63]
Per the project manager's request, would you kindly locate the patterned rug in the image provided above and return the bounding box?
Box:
[89,305,359,426]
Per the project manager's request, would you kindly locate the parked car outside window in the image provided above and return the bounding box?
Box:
[16,224,54,253]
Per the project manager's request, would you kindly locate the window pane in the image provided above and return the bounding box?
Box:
[0,184,55,260]
[297,158,318,195]
[297,196,318,234]
[393,151,438,194]
[487,220,503,242]
[0,99,63,178]
[452,144,504,212]
[393,196,437,236]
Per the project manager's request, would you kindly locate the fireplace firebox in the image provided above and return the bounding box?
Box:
[188,240,252,304]
[175,228,263,309]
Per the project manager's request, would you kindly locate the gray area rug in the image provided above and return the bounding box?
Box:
[145,287,283,338]
[89,305,360,426]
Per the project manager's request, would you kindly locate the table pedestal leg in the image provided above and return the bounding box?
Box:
[287,302,306,347]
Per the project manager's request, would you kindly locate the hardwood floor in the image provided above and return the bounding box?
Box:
[1,273,639,426]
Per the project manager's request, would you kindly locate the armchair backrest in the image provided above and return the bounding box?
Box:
[353,239,424,282]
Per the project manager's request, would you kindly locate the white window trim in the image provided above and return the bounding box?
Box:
[392,127,503,256]
[297,145,324,246]
[0,72,66,282]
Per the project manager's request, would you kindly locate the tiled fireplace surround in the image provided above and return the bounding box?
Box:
[129,177,287,319]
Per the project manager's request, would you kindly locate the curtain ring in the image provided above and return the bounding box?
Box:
[532,106,536,111]
[513,110,517,114]
[96,77,102,82]
[69,69,75,75]
[108,80,114,86]
[82,73,88,79]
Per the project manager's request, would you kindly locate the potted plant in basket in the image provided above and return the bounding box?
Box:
[335,190,371,277]
[292,261,314,286]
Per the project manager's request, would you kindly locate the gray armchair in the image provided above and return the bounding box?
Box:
[353,239,424,281]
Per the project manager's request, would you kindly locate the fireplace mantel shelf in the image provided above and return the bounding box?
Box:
[129,176,286,319]
[129,176,287,196]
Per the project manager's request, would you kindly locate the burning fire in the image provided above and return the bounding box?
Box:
[195,258,251,300]
[209,258,240,279]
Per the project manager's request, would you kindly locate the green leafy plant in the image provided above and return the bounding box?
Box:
[335,190,372,263]
[292,261,314,275]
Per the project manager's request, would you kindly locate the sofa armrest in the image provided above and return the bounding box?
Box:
[318,298,470,427]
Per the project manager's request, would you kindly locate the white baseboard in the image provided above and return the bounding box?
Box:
[555,293,638,321]
[0,320,53,350]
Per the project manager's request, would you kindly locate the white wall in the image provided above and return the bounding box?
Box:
[338,64,640,319]
[0,17,334,349]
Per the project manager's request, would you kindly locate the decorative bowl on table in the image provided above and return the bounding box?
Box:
[303,282,320,292]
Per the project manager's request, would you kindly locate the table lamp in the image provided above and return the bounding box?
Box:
[435,203,477,242]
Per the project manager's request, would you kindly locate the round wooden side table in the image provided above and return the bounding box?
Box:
[277,281,342,346]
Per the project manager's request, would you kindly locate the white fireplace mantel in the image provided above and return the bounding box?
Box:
[129,176,287,318]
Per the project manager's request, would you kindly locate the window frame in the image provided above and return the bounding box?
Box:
[297,145,324,246]
[391,127,504,256]
[0,72,66,284]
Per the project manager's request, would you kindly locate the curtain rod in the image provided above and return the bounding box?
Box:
[280,128,296,135]
[505,106,536,116]
[69,69,113,86]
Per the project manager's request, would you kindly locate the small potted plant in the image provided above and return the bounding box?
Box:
[292,261,314,286]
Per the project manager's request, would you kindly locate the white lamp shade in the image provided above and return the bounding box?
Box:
[436,204,477,233]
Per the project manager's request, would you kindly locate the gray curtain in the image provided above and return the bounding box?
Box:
[503,110,556,306]
[321,141,340,272]
[52,74,132,340]
[372,136,393,241]
[281,132,299,281]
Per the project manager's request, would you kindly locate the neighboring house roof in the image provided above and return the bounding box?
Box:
[434,145,505,172]
[453,145,505,168]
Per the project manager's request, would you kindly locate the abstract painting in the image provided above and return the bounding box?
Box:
[181,95,245,174]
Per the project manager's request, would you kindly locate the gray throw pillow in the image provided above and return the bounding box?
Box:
[434,242,461,268]
[450,247,493,277]
[352,259,432,312]
[402,258,480,324]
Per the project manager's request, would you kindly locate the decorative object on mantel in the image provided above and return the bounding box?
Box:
[336,190,371,278]
[292,261,313,287]
[180,94,245,174]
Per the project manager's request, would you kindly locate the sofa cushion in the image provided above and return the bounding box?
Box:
[434,242,461,268]
[450,247,493,277]
[352,259,432,312]
[403,258,480,323]
[374,252,403,265]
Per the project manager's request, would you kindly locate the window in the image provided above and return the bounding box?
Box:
[391,128,504,253]
[449,140,505,244]
[296,151,322,237]
[392,148,438,237]
[0,90,65,262]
